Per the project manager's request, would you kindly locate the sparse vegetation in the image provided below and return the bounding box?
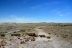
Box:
[0,23,72,48]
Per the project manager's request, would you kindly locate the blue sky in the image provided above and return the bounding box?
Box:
[0,0,72,23]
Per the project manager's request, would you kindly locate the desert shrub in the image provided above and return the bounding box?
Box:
[47,36,51,39]
[20,30,25,32]
[39,35,45,37]
[26,33,37,37]
[48,33,51,34]
[20,41,25,44]
[62,34,68,38]
[0,34,5,37]
[11,34,21,36]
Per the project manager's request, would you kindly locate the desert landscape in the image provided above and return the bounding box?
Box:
[0,23,72,48]
[0,0,72,48]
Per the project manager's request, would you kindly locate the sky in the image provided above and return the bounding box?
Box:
[0,0,72,23]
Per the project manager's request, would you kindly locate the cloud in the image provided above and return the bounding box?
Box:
[2,15,40,23]
[48,9,65,17]
[0,15,27,23]
[56,11,64,16]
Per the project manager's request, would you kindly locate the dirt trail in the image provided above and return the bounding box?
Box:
[35,28,49,36]
[35,28,51,41]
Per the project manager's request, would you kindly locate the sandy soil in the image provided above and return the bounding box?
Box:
[0,27,72,48]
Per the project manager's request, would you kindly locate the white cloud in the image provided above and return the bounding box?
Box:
[3,15,41,23]
[1,15,28,23]
[49,9,64,16]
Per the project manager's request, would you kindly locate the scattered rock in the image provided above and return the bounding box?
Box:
[31,37,35,41]
[47,36,51,39]
[20,41,25,44]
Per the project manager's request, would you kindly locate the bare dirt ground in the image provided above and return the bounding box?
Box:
[22,27,72,48]
[0,26,72,48]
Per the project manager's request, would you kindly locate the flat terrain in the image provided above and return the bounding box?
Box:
[0,23,72,48]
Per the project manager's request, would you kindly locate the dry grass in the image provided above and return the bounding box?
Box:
[0,23,72,48]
